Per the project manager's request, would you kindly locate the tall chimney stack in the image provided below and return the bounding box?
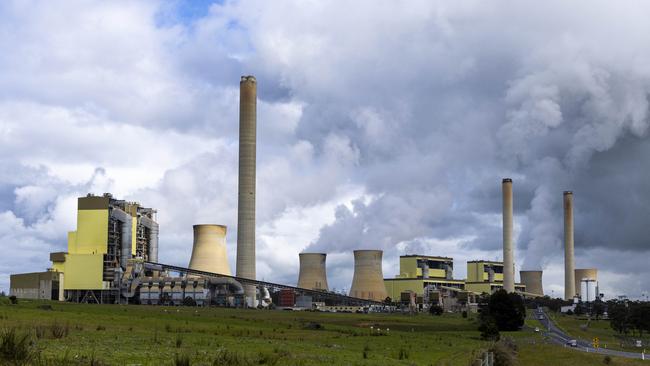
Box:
[502,178,515,293]
[236,75,257,304]
[564,191,576,300]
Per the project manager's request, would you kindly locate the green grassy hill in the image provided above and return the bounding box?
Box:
[0,300,647,365]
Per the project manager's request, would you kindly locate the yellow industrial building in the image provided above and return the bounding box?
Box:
[384,255,527,307]
[11,194,159,303]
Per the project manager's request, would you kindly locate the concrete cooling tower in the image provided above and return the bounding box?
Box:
[297,253,329,291]
[236,75,257,303]
[519,270,544,297]
[349,250,387,301]
[502,178,515,293]
[188,225,231,275]
[564,191,576,300]
[575,268,598,300]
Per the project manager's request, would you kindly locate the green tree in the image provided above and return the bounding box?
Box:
[487,290,525,331]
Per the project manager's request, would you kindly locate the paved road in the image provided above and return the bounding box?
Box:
[534,308,648,361]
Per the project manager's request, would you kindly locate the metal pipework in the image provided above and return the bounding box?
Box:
[208,277,244,295]
[140,216,159,263]
[297,253,329,291]
[236,75,257,302]
[519,270,544,297]
[564,191,576,300]
[111,208,133,270]
[189,225,232,276]
[502,178,515,293]
[349,250,388,301]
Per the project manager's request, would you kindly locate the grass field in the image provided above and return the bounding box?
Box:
[1,299,648,365]
[547,312,650,352]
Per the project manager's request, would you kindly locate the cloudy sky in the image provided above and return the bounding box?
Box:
[1,0,649,299]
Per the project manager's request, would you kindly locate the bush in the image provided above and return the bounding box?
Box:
[429,305,443,316]
[33,321,69,339]
[462,310,468,318]
[0,327,38,364]
[488,337,518,366]
[302,322,323,330]
[488,290,525,331]
[182,297,197,307]
[479,315,500,341]
[175,334,183,348]
[9,296,17,305]
[51,321,69,339]
[175,353,190,366]
[566,309,574,315]
[398,347,409,360]
[603,355,612,364]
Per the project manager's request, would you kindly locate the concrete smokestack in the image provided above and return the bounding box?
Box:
[519,270,544,297]
[297,253,329,291]
[502,178,515,293]
[189,225,231,275]
[349,250,387,301]
[236,75,257,302]
[564,191,576,300]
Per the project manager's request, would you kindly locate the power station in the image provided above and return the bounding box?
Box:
[8,75,602,310]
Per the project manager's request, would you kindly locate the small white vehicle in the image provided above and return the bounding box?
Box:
[534,327,540,332]
[566,339,578,347]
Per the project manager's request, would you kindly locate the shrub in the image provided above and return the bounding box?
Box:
[33,321,69,339]
[479,314,500,341]
[603,355,612,364]
[182,297,197,307]
[0,327,38,364]
[175,353,190,366]
[175,334,183,348]
[488,338,518,366]
[302,322,323,330]
[95,325,106,331]
[429,305,443,316]
[398,347,409,360]
[51,321,69,339]
[462,310,468,318]
[9,296,17,305]
[487,290,525,331]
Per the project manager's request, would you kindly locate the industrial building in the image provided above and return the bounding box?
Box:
[384,255,527,312]
[9,270,63,301]
[47,193,158,303]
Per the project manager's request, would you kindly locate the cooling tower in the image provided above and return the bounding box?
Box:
[519,270,544,297]
[574,268,598,299]
[349,250,387,301]
[564,191,576,300]
[188,225,231,275]
[236,75,257,302]
[502,178,515,293]
[297,253,329,291]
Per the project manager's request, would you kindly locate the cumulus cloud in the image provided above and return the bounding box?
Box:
[0,0,649,299]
